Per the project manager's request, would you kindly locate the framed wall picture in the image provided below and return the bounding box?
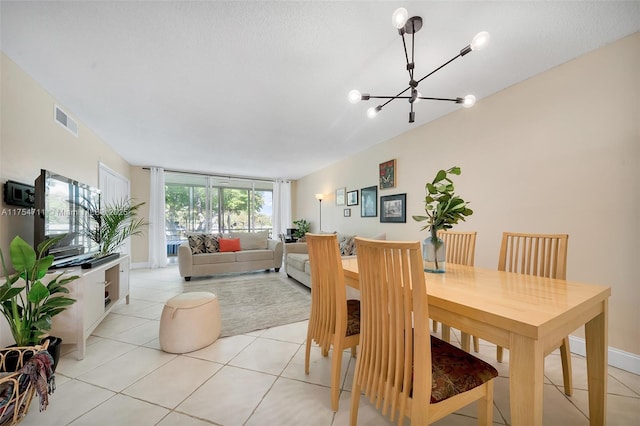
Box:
[360,186,378,217]
[380,193,406,223]
[379,159,396,189]
[346,190,359,206]
[335,187,346,206]
[344,208,351,217]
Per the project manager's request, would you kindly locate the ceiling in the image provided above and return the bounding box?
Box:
[2,1,639,180]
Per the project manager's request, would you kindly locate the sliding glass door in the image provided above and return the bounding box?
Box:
[164,172,273,256]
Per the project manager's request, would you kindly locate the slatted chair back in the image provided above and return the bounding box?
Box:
[351,237,496,426]
[498,232,568,279]
[437,230,477,266]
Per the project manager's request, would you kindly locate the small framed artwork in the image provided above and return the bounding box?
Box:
[380,193,406,223]
[335,187,346,206]
[379,159,396,189]
[346,190,359,206]
[360,186,378,217]
[344,208,351,217]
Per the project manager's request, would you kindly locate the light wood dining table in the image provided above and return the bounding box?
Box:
[342,258,611,426]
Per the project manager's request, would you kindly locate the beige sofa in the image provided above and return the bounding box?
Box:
[178,231,283,281]
[284,232,385,289]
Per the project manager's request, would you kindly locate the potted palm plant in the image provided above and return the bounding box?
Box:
[0,234,78,370]
[412,166,473,272]
[85,198,148,256]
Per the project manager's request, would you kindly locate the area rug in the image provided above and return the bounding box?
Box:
[183,273,311,337]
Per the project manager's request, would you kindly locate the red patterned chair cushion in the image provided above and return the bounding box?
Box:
[345,299,360,337]
[427,335,498,403]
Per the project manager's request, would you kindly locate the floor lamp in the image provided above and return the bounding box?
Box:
[315,193,324,232]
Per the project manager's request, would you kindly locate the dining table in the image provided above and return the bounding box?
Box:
[341,258,611,426]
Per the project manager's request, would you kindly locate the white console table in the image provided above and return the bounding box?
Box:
[51,254,130,360]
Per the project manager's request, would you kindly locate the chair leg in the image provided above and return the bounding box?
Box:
[331,344,343,411]
[305,334,312,375]
[478,380,495,425]
[496,346,504,363]
[559,337,573,396]
[349,376,361,426]
[461,332,471,352]
[473,336,480,353]
[441,324,451,343]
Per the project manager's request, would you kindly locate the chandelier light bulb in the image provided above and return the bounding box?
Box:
[348,89,362,104]
[463,95,477,108]
[391,8,409,29]
[367,106,380,119]
[470,31,490,51]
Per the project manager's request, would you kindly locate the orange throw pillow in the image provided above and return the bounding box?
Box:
[218,238,241,252]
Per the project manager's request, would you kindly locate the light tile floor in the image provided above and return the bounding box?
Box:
[21,265,639,425]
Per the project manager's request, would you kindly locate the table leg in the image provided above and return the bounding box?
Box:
[585,300,608,425]
[509,333,544,426]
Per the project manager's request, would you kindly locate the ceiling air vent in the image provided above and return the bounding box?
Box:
[54,104,78,137]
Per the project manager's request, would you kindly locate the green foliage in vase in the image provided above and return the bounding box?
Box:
[292,219,311,240]
[0,235,77,346]
[412,166,474,238]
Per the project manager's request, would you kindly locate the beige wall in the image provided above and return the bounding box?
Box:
[0,52,131,257]
[130,167,150,264]
[295,33,640,357]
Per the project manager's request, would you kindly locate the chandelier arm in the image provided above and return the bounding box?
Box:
[417,97,461,102]
[411,31,416,80]
[401,33,413,81]
[416,52,463,85]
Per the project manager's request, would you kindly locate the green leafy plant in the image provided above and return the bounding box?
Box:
[0,235,77,346]
[292,219,311,240]
[412,166,473,269]
[87,199,148,256]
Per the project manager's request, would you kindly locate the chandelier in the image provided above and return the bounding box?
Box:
[348,8,490,123]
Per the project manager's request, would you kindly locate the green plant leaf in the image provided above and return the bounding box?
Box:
[9,236,36,275]
[27,281,50,304]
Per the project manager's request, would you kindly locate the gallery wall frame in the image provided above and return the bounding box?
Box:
[379,159,396,189]
[335,187,346,206]
[346,190,359,206]
[360,186,378,217]
[380,193,406,223]
[344,208,351,217]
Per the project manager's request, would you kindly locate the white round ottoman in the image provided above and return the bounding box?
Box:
[159,292,221,354]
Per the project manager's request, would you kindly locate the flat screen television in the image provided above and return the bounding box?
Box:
[34,169,101,266]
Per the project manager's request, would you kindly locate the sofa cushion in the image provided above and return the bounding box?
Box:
[236,249,273,262]
[219,238,241,252]
[192,252,236,265]
[337,233,356,256]
[204,234,221,253]
[230,231,269,250]
[287,253,309,271]
[187,233,207,254]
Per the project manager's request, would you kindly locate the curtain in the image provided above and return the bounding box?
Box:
[148,167,167,268]
[272,179,292,239]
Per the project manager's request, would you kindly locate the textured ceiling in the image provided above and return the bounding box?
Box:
[1,1,639,180]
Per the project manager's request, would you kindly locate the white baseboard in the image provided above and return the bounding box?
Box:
[131,262,148,270]
[569,335,640,375]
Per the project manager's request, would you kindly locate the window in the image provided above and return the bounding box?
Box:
[164,172,273,255]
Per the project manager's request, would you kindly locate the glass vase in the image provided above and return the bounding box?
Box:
[423,233,446,273]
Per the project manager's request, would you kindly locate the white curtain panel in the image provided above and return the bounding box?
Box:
[148,167,167,268]
[272,179,292,238]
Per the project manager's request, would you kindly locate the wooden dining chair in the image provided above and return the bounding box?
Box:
[496,231,573,395]
[305,233,360,411]
[351,237,498,426]
[435,230,480,353]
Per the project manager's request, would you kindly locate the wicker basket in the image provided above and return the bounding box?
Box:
[0,341,50,426]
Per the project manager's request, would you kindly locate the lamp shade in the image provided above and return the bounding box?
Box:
[471,31,490,51]
[315,193,324,201]
[392,8,409,29]
[348,90,362,104]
